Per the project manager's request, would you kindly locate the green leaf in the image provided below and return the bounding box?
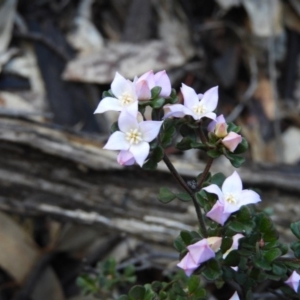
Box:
[169,88,178,104]
[118,296,129,300]
[263,248,282,262]
[176,137,193,150]
[174,236,186,253]
[151,281,162,292]
[152,98,165,109]
[228,221,246,233]
[221,237,233,254]
[160,120,176,147]
[227,122,241,133]
[229,155,245,168]
[151,86,162,99]
[234,138,248,154]
[291,221,300,240]
[172,282,186,296]
[291,241,300,258]
[180,231,195,246]
[110,121,119,133]
[224,250,239,266]
[190,142,207,150]
[187,275,200,294]
[152,146,164,162]
[207,149,221,158]
[202,259,222,281]
[179,124,196,140]
[272,261,287,276]
[210,173,226,187]
[157,187,176,203]
[253,258,272,270]
[102,89,115,98]
[176,192,192,202]
[236,206,252,222]
[128,285,146,300]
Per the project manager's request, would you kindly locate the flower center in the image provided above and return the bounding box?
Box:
[225,193,237,204]
[192,103,206,115]
[126,128,142,144]
[120,92,134,106]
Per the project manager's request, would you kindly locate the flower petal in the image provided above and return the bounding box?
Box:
[164,104,193,119]
[237,190,261,207]
[208,114,226,132]
[117,150,135,166]
[94,97,122,113]
[111,72,128,97]
[130,142,150,167]
[181,83,199,109]
[201,112,216,121]
[285,271,300,293]
[118,109,139,133]
[187,239,215,264]
[103,132,129,150]
[139,121,163,142]
[177,252,199,277]
[154,70,171,97]
[223,234,244,259]
[135,80,151,100]
[222,132,242,152]
[222,171,243,195]
[203,184,223,200]
[200,86,218,111]
[229,292,240,300]
[206,200,231,225]
[138,70,155,89]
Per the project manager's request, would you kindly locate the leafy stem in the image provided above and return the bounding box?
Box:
[162,153,207,237]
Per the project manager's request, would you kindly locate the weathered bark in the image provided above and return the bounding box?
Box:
[0,116,298,246]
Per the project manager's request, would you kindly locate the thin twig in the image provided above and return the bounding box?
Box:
[197,157,214,189]
[162,153,207,237]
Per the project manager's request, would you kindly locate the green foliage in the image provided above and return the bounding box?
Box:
[77,258,136,298]
[142,146,164,170]
[160,119,177,148]
[157,187,176,203]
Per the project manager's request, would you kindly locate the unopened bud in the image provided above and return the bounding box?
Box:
[215,122,228,138]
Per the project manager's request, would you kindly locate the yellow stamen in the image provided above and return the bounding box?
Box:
[126,128,142,144]
[120,92,134,106]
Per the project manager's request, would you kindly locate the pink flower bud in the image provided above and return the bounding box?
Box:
[215,122,228,138]
[222,132,242,152]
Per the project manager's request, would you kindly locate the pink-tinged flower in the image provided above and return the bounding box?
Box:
[208,114,242,150]
[94,72,137,113]
[165,84,218,121]
[222,132,242,152]
[177,252,199,277]
[103,110,163,167]
[208,114,227,137]
[206,200,231,226]
[134,70,171,100]
[204,171,261,225]
[285,271,300,293]
[223,234,244,259]
[117,150,135,166]
[229,291,240,300]
[187,238,216,265]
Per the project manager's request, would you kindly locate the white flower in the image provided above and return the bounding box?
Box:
[165,84,218,121]
[94,72,138,113]
[103,110,163,167]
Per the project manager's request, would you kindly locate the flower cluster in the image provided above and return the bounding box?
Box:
[204,171,261,225]
[95,70,224,167]
[95,70,281,299]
